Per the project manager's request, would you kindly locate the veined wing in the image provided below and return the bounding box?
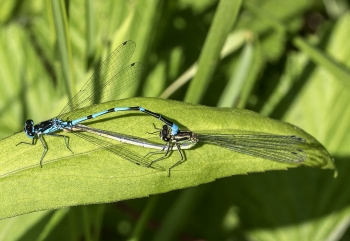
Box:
[58,40,138,119]
[196,134,307,163]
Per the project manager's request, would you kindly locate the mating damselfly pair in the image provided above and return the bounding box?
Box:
[17,41,307,176]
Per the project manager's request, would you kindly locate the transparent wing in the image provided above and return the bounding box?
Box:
[196,134,307,163]
[73,131,165,171]
[60,63,143,121]
[58,40,138,118]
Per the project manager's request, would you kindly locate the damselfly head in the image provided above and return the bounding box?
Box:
[24,119,35,138]
[160,125,171,142]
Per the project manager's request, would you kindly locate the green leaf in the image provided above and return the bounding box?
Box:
[293,36,350,89]
[51,0,75,98]
[185,0,242,103]
[37,208,69,241]
[217,36,262,108]
[0,211,51,240]
[0,97,334,219]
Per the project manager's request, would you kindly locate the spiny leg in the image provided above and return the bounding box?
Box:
[16,138,36,146]
[147,142,173,168]
[40,133,73,167]
[167,143,185,177]
[16,135,47,168]
[38,134,48,168]
[145,123,162,135]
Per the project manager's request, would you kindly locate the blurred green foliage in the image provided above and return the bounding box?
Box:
[0,0,349,240]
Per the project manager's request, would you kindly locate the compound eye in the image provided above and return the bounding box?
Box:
[24,119,35,138]
[159,125,171,142]
[161,136,171,142]
[25,119,34,126]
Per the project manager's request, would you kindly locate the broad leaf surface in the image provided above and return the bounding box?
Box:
[0,97,333,219]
